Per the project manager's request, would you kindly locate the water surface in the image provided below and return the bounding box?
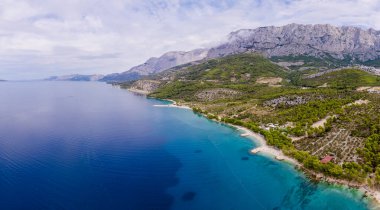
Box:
[0,82,373,209]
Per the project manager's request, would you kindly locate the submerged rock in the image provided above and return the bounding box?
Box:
[241,157,249,160]
[182,191,196,201]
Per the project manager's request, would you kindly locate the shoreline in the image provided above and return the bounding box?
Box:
[127,88,150,95]
[153,99,192,109]
[232,125,379,207]
[153,104,192,109]
[231,125,300,166]
[125,88,380,206]
[222,119,379,206]
[169,100,380,206]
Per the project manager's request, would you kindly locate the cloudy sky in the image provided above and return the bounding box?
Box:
[1,0,380,80]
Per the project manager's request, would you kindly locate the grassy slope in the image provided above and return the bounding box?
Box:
[175,53,288,82]
[300,69,380,88]
[150,53,288,100]
[270,55,380,69]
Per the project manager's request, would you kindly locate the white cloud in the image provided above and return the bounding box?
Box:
[1,0,380,79]
[0,0,41,21]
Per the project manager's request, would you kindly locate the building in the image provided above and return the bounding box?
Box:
[321,155,334,164]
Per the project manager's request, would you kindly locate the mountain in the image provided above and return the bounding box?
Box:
[299,68,380,88]
[45,74,104,81]
[159,53,287,83]
[105,23,380,83]
[143,51,380,186]
[135,53,289,99]
[122,25,380,192]
[101,49,208,82]
[207,23,380,62]
[128,49,209,76]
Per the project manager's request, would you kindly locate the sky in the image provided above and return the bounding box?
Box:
[1,0,380,80]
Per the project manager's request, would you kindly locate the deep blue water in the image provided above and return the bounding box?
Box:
[0,81,374,209]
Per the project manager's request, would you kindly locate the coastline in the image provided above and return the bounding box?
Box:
[231,124,300,166]
[125,88,379,206]
[151,96,303,166]
[153,104,192,109]
[168,100,380,206]
[127,88,150,95]
[153,99,192,109]
[232,124,379,207]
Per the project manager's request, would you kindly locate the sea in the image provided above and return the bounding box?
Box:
[0,81,375,209]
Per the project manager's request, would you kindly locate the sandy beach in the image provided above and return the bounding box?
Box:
[232,125,300,166]
[153,104,192,109]
[153,99,192,109]
[127,89,192,109]
[151,97,298,165]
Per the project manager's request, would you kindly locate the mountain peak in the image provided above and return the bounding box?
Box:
[208,23,380,61]
[101,48,208,82]
[103,24,380,82]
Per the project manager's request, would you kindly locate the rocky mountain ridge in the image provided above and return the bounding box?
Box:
[101,48,208,82]
[207,23,380,61]
[54,24,380,82]
[128,80,162,94]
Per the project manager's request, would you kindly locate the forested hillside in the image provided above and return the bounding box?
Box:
[124,52,380,184]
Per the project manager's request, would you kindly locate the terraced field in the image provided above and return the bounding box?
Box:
[294,127,365,165]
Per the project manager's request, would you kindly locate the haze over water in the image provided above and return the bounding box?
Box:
[0,82,373,209]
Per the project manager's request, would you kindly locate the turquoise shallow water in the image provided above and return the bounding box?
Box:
[162,107,373,210]
[0,81,375,209]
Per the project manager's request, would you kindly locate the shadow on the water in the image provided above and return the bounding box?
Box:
[182,192,196,201]
[241,156,249,160]
[278,177,318,209]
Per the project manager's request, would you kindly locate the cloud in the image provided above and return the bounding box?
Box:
[1,0,380,79]
[78,53,121,60]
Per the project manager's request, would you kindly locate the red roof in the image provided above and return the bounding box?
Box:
[321,155,334,164]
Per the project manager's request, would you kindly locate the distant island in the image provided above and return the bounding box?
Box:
[46,24,380,83]
[45,74,104,81]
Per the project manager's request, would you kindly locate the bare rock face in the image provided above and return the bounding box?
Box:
[207,24,380,61]
[264,96,309,108]
[129,80,162,94]
[195,88,241,101]
[129,49,208,76]
[104,24,380,82]
[102,49,208,82]
[263,95,325,108]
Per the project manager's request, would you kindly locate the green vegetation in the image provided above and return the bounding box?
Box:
[151,54,290,100]
[270,55,340,70]
[300,69,380,88]
[138,52,380,184]
[362,59,380,67]
[173,53,288,82]
[150,81,215,100]
[220,117,366,181]
[270,54,380,70]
